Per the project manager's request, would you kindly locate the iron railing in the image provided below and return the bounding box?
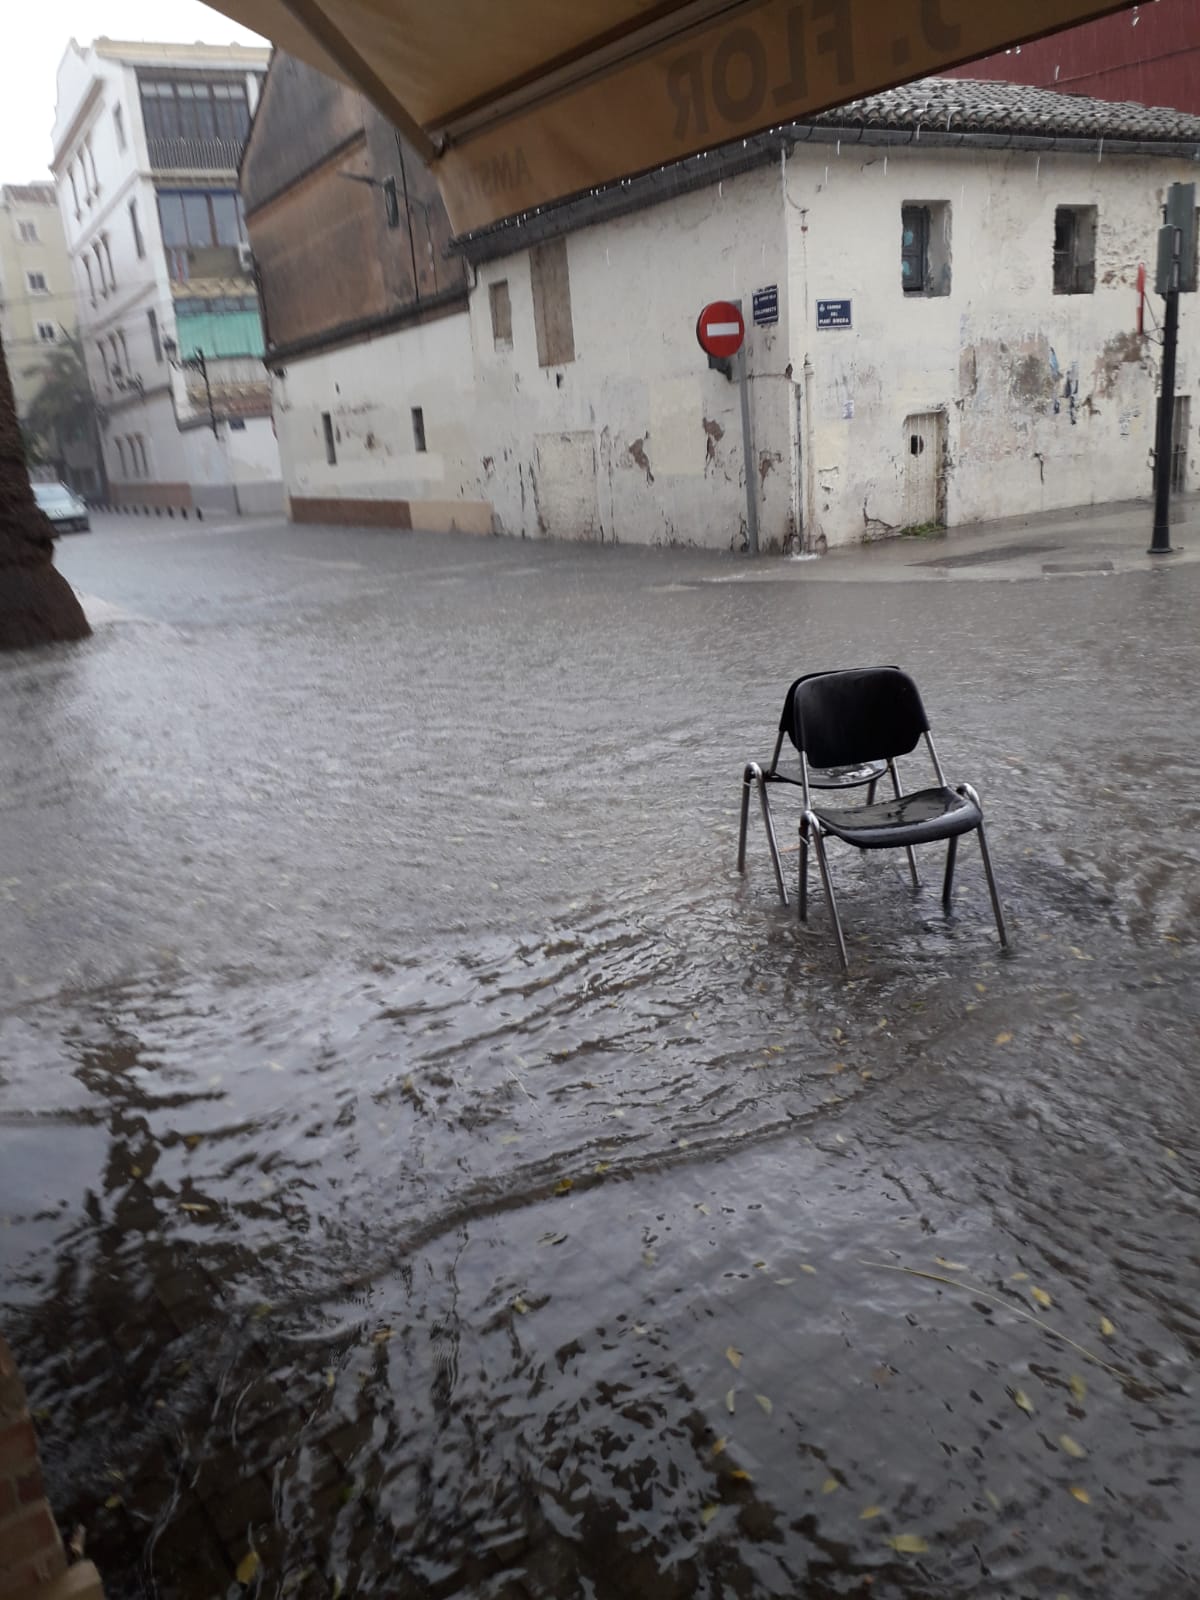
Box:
[147,135,242,171]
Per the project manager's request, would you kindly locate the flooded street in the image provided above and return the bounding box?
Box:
[2,513,1198,1599]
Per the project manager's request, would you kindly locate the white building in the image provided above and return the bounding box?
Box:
[254,77,1200,551]
[51,38,283,517]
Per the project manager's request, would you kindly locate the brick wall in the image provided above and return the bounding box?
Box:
[0,1336,104,1600]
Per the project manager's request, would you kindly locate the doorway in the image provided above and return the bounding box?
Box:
[902,411,945,528]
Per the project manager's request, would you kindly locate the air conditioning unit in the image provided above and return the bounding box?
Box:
[236,242,254,273]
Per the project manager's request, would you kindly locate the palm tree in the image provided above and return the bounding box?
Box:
[21,332,106,496]
[0,330,90,650]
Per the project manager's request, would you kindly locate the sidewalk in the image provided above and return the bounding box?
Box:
[729,493,1200,583]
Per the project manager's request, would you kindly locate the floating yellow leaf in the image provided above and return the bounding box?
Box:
[985,1489,1002,1512]
[725,1388,736,1414]
[642,1250,656,1267]
[1068,1485,1091,1504]
[700,1503,719,1527]
[774,1277,795,1286]
[821,1476,839,1494]
[755,1394,773,1416]
[184,1134,201,1150]
[1031,1288,1053,1309]
[935,1258,967,1272]
[696,1202,710,1215]
[859,1505,883,1520]
[1070,1033,1084,1047]
[130,1165,143,1179]
[179,1202,210,1214]
[711,1437,726,1457]
[1069,1374,1088,1404]
[1060,1435,1086,1459]
[831,1061,846,1074]
[888,1534,929,1554]
[1010,1271,1029,1283]
[371,1327,394,1343]
[252,1303,272,1320]
[325,1369,336,1389]
[725,1346,742,1369]
[554,1178,573,1195]
[1099,1316,1115,1338]
[730,1468,752,1481]
[975,983,987,995]
[800,1264,817,1275]
[593,1161,611,1174]
[995,1031,1013,1045]
[104,1494,122,1509]
[235,1550,260,1585]
[1013,1388,1034,1415]
[513,1297,530,1315]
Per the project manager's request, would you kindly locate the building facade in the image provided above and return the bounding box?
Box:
[0,185,75,419]
[245,68,1200,551]
[948,0,1200,117]
[51,37,283,516]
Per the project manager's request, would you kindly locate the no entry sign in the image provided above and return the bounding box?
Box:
[696,300,745,359]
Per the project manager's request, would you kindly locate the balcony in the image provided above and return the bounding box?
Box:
[147,135,242,172]
[166,244,251,285]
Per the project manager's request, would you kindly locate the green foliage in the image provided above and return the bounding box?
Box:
[20,333,100,463]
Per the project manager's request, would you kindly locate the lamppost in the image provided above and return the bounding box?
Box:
[162,337,218,438]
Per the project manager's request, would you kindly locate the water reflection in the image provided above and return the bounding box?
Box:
[2,527,1199,1596]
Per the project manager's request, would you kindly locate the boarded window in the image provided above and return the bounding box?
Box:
[901,202,951,296]
[1053,206,1097,294]
[489,279,513,350]
[530,238,575,367]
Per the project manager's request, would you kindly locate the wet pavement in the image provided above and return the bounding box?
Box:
[2,511,1198,1600]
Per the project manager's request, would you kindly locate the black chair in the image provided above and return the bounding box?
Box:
[737,671,894,905]
[784,667,1006,969]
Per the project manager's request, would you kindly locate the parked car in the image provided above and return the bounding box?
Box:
[32,480,90,535]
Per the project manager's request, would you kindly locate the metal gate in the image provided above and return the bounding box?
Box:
[902,411,944,527]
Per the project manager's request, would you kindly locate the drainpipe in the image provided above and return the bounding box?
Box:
[802,355,817,553]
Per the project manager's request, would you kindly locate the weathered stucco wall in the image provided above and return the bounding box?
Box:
[787,144,1198,544]
[469,161,795,550]
[267,139,1199,549]
[273,308,490,530]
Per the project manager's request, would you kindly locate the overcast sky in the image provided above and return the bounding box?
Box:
[0,1,266,180]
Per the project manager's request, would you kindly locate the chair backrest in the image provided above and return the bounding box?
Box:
[790,667,929,768]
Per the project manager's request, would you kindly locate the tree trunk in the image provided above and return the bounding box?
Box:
[0,331,90,651]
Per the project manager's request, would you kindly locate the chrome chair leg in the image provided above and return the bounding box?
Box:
[957,783,1007,949]
[942,835,958,911]
[866,778,878,805]
[807,814,849,971]
[758,772,788,905]
[887,759,920,890]
[976,820,1008,948]
[737,763,756,872]
[798,818,809,921]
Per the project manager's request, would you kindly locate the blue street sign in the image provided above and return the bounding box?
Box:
[816,299,852,329]
[752,285,778,326]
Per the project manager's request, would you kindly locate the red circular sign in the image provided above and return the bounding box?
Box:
[696,300,745,359]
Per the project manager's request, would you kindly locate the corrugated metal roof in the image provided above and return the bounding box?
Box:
[817,75,1200,143]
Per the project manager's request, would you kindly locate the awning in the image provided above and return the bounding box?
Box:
[208,0,1137,234]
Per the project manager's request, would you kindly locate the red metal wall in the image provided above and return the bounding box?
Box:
[947,0,1200,115]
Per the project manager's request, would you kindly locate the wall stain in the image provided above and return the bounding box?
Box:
[702,417,725,470]
[625,436,655,484]
[1094,331,1146,397]
[758,450,782,486]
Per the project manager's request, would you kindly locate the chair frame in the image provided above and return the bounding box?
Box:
[739,669,1008,971]
[736,671,910,906]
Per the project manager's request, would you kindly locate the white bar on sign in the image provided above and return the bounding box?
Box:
[705,321,740,336]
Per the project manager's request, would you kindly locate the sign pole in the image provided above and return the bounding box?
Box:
[735,302,759,555]
[1150,229,1180,555]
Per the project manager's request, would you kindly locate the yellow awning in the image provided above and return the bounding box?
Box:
[210,0,1137,234]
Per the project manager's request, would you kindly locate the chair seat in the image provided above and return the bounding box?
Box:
[814,785,981,849]
[768,758,888,792]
